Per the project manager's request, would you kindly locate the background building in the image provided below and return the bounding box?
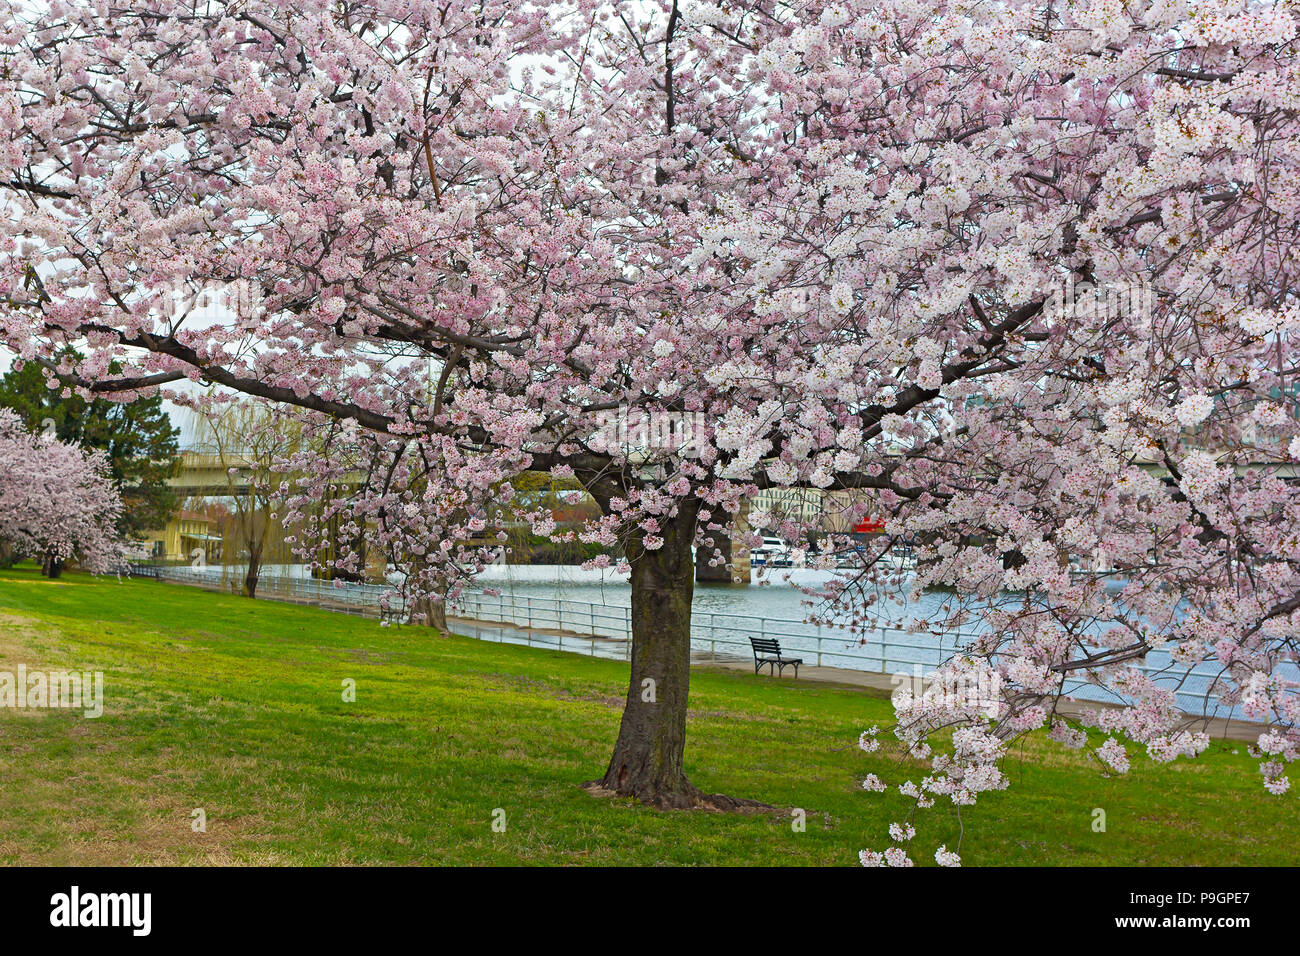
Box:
[140,510,222,563]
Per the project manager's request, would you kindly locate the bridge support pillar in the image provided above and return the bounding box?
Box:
[365,547,387,583]
[696,500,750,585]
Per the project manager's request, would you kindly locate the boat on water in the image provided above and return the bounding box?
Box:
[877,547,917,572]
[751,536,802,568]
[831,545,917,572]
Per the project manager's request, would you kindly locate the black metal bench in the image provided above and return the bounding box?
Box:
[749,637,803,678]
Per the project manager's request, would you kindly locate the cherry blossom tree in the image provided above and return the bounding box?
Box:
[0,408,125,576]
[3,0,1299,827]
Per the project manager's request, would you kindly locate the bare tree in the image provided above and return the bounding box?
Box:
[186,400,304,598]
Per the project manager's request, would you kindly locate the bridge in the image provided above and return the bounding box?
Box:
[165,450,259,496]
[165,450,364,496]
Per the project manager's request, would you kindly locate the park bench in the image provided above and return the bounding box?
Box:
[749,637,803,678]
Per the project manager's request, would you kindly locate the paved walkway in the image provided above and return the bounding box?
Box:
[450,614,1268,743]
[153,575,1270,743]
[695,659,1266,742]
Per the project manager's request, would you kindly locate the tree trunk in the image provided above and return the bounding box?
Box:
[243,544,261,598]
[45,556,63,579]
[589,503,764,811]
[419,594,448,631]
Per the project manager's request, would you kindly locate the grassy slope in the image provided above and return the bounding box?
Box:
[0,565,1293,866]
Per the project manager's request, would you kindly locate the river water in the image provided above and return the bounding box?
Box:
[206,561,938,623]
[476,563,943,620]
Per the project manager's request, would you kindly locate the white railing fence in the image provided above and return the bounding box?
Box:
[132,563,1237,716]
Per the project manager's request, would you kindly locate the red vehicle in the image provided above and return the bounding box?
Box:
[852,518,885,535]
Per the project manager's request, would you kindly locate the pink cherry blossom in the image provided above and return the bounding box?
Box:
[0,410,124,573]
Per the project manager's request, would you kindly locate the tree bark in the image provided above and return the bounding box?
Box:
[243,543,261,598]
[418,594,448,631]
[589,502,764,811]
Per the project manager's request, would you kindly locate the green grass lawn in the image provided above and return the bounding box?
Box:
[0,565,1293,866]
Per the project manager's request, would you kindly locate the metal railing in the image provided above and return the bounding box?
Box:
[447,588,975,671]
[132,563,1244,716]
[133,564,399,614]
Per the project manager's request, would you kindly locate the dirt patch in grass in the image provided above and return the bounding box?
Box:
[480,672,807,722]
[482,671,625,709]
[0,747,276,866]
[310,644,411,666]
[0,612,83,705]
[8,801,275,866]
[0,612,53,657]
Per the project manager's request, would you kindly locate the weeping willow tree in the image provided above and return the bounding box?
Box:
[184,398,309,598]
